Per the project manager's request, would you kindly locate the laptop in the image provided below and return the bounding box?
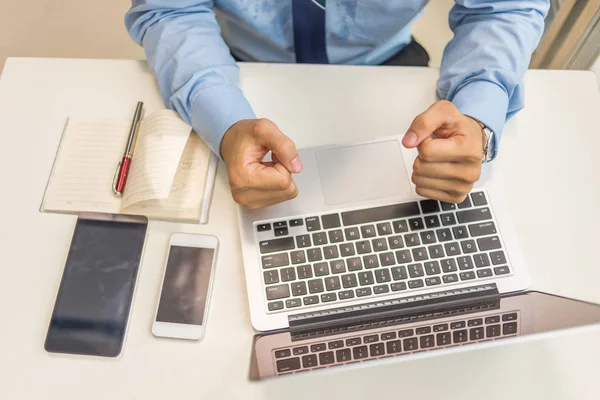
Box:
[237,136,529,332]
[248,290,600,380]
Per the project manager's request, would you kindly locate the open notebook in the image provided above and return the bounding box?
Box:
[41,110,218,223]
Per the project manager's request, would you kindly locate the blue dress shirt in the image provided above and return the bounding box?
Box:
[126,0,549,158]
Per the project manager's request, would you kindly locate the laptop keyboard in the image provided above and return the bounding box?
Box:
[273,311,520,375]
[255,191,512,313]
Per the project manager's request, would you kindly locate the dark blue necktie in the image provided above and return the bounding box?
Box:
[292,0,329,64]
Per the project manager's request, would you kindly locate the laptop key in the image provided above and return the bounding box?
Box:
[433,323,449,332]
[442,274,459,283]
[286,299,302,308]
[305,217,321,231]
[296,234,311,248]
[485,316,501,324]
[266,284,290,300]
[329,340,344,349]
[425,276,441,286]
[340,243,355,257]
[353,346,369,359]
[460,271,476,280]
[456,207,492,224]
[477,268,493,278]
[364,334,379,343]
[461,240,477,254]
[325,276,341,291]
[302,354,318,368]
[318,351,335,365]
[363,254,379,269]
[420,231,436,244]
[458,256,474,270]
[403,337,418,351]
[425,215,441,228]
[313,262,329,276]
[375,269,391,283]
[453,329,468,343]
[388,235,404,249]
[416,326,431,335]
[372,238,388,251]
[276,357,301,373]
[409,217,425,231]
[391,282,407,291]
[408,279,424,289]
[405,233,420,247]
[346,257,363,271]
[494,266,510,275]
[420,335,435,349]
[451,321,466,329]
[386,340,402,354]
[328,229,344,243]
[336,349,352,362]
[408,263,424,278]
[457,196,472,209]
[275,349,291,358]
[373,284,390,294]
[444,242,461,257]
[361,225,377,238]
[471,192,487,206]
[441,213,457,226]
[293,346,309,356]
[308,279,324,293]
[321,213,341,229]
[440,202,457,211]
[280,267,296,282]
[395,250,412,264]
[477,236,502,251]
[468,318,483,327]
[370,343,385,356]
[323,245,339,260]
[307,248,323,262]
[436,332,451,346]
[330,260,346,274]
[296,265,313,279]
[412,248,428,261]
[503,322,518,335]
[356,240,372,254]
[290,250,306,265]
[291,281,307,296]
[486,324,501,338]
[398,329,414,338]
[452,226,469,240]
[393,220,409,233]
[274,227,289,237]
[264,270,279,284]
[470,327,485,340]
[469,221,497,237]
[338,290,355,299]
[260,237,295,254]
[268,301,284,311]
[420,199,440,214]
[428,245,445,259]
[257,223,271,232]
[436,228,452,242]
[379,252,395,266]
[289,218,303,227]
[312,232,328,246]
[358,271,374,285]
[441,259,458,272]
[310,343,326,352]
[424,261,441,275]
[341,274,358,288]
[303,295,319,305]
[356,287,372,297]
[321,293,337,303]
[490,250,507,265]
[346,337,362,346]
[391,266,408,280]
[344,227,360,240]
[381,332,397,340]
[377,222,393,236]
[503,313,518,322]
[473,253,491,268]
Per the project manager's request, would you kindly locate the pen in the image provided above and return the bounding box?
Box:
[113,101,144,196]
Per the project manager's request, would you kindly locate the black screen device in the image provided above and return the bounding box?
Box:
[44,213,147,357]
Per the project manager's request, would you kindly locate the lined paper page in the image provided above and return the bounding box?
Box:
[120,110,192,209]
[42,119,127,213]
[123,134,211,220]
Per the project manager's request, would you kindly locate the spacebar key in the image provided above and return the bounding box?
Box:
[260,237,295,254]
[342,202,421,226]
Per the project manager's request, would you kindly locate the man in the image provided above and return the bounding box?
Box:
[126,0,548,209]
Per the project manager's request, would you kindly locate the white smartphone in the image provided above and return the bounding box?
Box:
[152,233,219,340]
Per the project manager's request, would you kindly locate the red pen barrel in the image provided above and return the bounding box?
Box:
[116,157,132,194]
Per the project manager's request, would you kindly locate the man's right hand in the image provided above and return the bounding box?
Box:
[220,118,303,210]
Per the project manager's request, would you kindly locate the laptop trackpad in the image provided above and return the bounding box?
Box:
[316,140,412,206]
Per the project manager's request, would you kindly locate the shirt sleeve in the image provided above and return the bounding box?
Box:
[437,0,549,159]
[125,0,256,157]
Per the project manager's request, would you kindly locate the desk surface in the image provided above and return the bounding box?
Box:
[0,58,599,400]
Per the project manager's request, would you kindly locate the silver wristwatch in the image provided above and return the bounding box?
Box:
[476,120,495,164]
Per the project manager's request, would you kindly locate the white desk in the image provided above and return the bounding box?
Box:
[0,58,599,400]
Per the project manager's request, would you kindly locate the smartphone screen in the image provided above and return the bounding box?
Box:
[44,216,147,357]
[155,245,216,326]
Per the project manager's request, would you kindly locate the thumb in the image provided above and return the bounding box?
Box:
[253,119,303,173]
[402,100,457,148]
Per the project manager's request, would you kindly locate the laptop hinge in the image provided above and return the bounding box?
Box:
[287,283,500,332]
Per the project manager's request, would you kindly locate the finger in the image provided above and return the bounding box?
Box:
[245,162,295,191]
[233,184,299,210]
[417,135,480,163]
[412,174,473,199]
[415,186,467,204]
[413,159,481,183]
[252,119,303,173]
[402,100,460,148]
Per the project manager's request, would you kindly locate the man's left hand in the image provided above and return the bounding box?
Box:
[402,100,483,204]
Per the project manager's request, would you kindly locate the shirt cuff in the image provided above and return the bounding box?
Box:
[190,85,256,157]
[450,81,508,160]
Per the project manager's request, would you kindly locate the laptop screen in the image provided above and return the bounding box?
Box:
[250,291,600,380]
